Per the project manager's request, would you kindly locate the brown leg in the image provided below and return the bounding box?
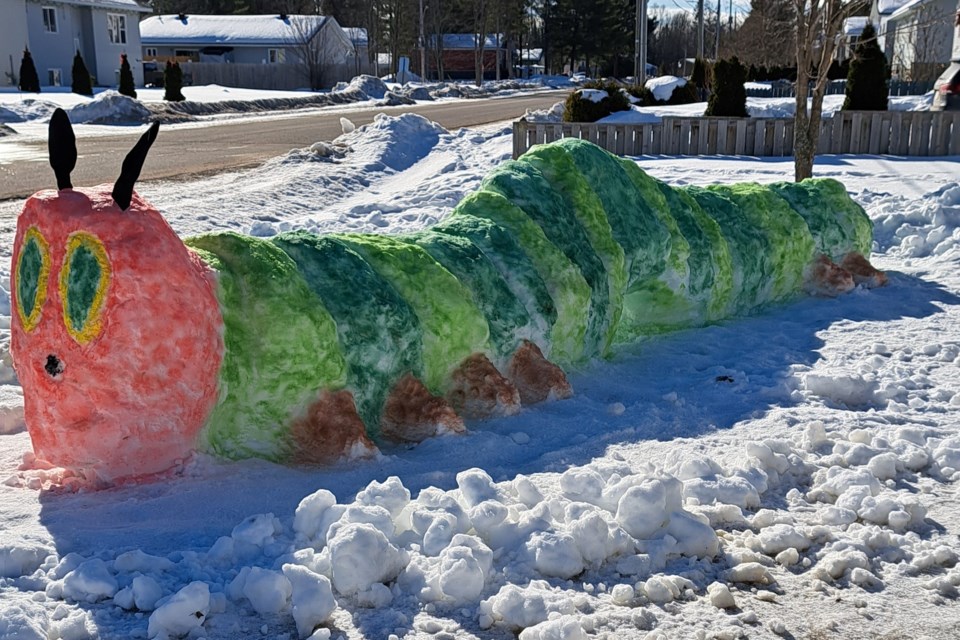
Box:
[381,374,465,442]
[290,389,378,464]
[446,353,521,420]
[507,340,573,405]
[841,252,888,288]
[805,254,855,297]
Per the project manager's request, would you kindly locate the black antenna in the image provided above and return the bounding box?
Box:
[112,121,159,211]
[48,108,76,190]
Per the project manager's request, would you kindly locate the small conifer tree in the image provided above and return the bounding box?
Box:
[71,51,93,96]
[163,61,186,101]
[18,48,40,93]
[842,23,888,111]
[691,57,710,101]
[118,53,137,99]
[705,57,748,117]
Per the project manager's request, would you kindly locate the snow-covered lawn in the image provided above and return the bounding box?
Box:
[0,113,958,640]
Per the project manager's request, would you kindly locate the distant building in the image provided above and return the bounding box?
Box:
[139,13,357,89]
[1,0,150,88]
[421,34,506,81]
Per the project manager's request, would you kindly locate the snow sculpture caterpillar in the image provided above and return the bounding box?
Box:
[10,109,886,482]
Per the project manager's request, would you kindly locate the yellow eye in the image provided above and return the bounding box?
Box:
[59,232,111,345]
[15,227,51,333]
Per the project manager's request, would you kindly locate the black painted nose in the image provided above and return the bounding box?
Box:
[45,354,64,378]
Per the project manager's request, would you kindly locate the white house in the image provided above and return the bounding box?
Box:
[871,0,914,55]
[882,0,956,79]
[2,0,150,88]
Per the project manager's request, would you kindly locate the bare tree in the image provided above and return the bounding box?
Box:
[288,15,330,89]
[793,0,868,181]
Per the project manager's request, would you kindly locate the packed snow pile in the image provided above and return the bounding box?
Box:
[645,75,687,102]
[67,91,153,125]
[869,182,960,258]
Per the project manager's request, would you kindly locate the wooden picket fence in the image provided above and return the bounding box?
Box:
[512,111,960,159]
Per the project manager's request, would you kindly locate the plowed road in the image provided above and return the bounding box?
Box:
[0,90,568,201]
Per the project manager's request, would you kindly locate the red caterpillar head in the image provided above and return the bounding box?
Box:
[10,110,223,482]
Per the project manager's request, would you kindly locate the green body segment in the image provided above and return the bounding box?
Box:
[685,186,775,314]
[183,141,873,460]
[707,184,816,301]
[271,232,423,437]
[332,233,490,393]
[408,230,535,360]
[482,160,613,359]
[442,191,591,365]
[185,232,347,460]
[769,179,873,260]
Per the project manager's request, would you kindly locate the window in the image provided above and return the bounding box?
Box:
[42,6,57,33]
[48,69,61,86]
[107,14,126,45]
[145,47,157,58]
[267,48,285,63]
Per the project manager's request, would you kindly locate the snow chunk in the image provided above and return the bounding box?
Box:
[328,523,406,595]
[758,524,812,556]
[616,480,669,539]
[282,564,337,639]
[804,372,879,408]
[0,544,47,578]
[725,562,776,585]
[480,582,576,630]
[114,549,175,574]
[526,532,584,579]
[147,581,209,640]
[708,582,737,609]
[294,490,338,541]
[62,558,118,603]
[354,476,410,518]
[519,615,589,640]
[242,567,291,614]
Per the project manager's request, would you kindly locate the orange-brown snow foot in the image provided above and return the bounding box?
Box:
[291,389,378,464]
[507,341,574,405]
[446,353,522,420]
[381,374,466,443]
[841,251,889,288]
[805,254,856,297]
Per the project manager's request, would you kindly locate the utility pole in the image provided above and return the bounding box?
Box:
[635,0,649,85]
[419,0,426,80]
[715,0,721,58]
[697,0,705,58]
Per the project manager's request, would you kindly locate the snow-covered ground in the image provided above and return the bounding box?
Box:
[1,111,959,640]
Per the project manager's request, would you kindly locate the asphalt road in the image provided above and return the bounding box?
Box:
[0,91,568,202]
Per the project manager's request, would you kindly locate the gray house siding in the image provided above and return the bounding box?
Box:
[88,8,144,86]
[26,2,83,86]
[0,0,28,87]
[21,1,144,88]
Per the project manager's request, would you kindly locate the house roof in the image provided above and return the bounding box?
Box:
[887,0,935,20]
[843,16,870,36]
[40,0,151,12]
[876,0,914,15]
[140,14,330,47]
[343,27,367,47]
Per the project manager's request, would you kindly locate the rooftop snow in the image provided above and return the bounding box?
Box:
[343,27,367,46]
[140,14,330,46]
[52,0,151,12]
[877,0,914,13]
[843,16,870,36]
